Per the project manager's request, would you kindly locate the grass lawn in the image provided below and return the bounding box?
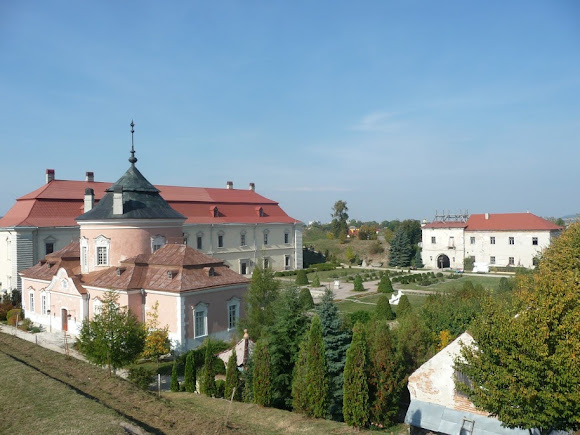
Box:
[306,267,379,282]
[397,274,504,292]
[336,291,427,314]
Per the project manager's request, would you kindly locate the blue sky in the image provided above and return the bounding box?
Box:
[1,1,579,223]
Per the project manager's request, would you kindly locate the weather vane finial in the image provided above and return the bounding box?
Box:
[129,120,137,165]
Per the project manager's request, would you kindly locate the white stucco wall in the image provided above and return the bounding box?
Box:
[421,227,466,270]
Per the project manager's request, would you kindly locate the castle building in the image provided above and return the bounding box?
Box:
[421,212,562,270]
[19,143,250,349]
[0,144,301,292]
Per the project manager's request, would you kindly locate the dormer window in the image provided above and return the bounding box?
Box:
[256,207,264,217]
[211,206,219,218]
[204,267,216,277]
[116,267,125,276]
[167,270,178,279]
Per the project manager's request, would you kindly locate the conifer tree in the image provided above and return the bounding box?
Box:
[375,294,395,321]
[377,275,393,293]
[265,287,308,409]
[183,351,196,393]
[253,339,272,406]
[317,288,351,421]
[200,340,216,397]
[240,266,281,340]
[412,248,424,268]
[368,321,405,426]
[295,269,309,285]
[298,287,314,310]
[241,353,254,403]
[304,315,328,418]
[343,323,369,428]
[170,359,179,392]
[388,227,413,267]
[291,339,309,413]
[396,294,412,318]
[312,274,321,287]
[353,275,364,291]
[224,349,241,401]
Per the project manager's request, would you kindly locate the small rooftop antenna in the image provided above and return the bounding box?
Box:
[129,120,137,165]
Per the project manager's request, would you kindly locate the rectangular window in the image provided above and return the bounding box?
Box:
[197,236,202,250]
[228,304,238,330]
[284,233,290,244]
[490,256,495,265]
[431,236,436,244]
[490,237,495,245]
[218,235,224,248]
[470,237,475,245]
[45,243,54,255]
[41,294,47,315]
[264,233,269,245]
[194,310,207,338]
[241,262,247,275]
[285,255,290,270]
[509,237,514,245]
[263,258,269,269]
[82,246,88,268]
[29,293,35,312]
[240,234,246,246]
[96,246,108,265]
[152,243,162,252]
[532,237,538,245]
[509,257,515,265]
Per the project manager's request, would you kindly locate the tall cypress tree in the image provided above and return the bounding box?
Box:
[304,315,328,418]
[375,294,395,321]
[368,321,406,426]
[396,294,412,318]
[224,349,241,401]
[253,339,272,407]
[317,288,351,421]
[200,340,216,397]
[184,351,196,393]
[266,287,308,409]
[170,359,179,392]
[343,323,369,428]
[291,339,309,413]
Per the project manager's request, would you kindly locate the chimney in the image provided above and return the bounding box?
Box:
[46,169,55,184]
[485,213,489,220]
[249,182,255,192]
[226,181,233,190]
[113,185,123,215]
[84,188,94,212]
[85,171,94,182]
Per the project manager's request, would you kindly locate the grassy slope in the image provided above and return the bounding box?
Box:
[0,333,361,435]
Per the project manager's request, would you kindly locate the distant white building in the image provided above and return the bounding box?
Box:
[421,212,562,270]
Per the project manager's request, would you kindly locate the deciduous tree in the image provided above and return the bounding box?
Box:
[456,224,580,434]
[331,200,349,239]
[142,301,170,364]
[78,290,147,376]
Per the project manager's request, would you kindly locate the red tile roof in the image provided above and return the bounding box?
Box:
[0,179,300,227]
[20,242,249,294]
[465,213,562,231]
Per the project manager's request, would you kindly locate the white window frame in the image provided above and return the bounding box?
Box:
[194,303,208,338]
[227,298,240,331]
[80,237,89,273]
[284,231,290,244]
[532,237,538,246]
[470,237,475,245]
[509,237,515,245]
[93,298,103,316]
[284,254,291,270]
[217,231,224,249]
[490,237,495,245]
[94,235,110,267]
[29,291,35,312]
[151,235,166,252]
[431,236,436,244]
[508,257,515,265]
[490,256,496,265]
[41,293,47,315]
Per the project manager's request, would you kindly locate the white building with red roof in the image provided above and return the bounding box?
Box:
[18,146,251,349]
[0,156,302,292]
[421,212,562,270]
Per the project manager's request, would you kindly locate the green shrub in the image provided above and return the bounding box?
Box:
[6,308,23,326]
[0,301,14,321]
[215,380,226,398]
[129,366,155,390]
[299,287,314,310]
[353,275,364,291]
[312,274,321,287]
[436,272,443,278]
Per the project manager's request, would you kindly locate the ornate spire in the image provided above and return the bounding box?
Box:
[129,120,137,165]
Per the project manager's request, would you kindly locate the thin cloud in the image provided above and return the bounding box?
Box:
[273,186,354,192]
[351,111,402,132]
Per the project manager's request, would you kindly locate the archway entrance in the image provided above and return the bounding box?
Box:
[437,254,450,269]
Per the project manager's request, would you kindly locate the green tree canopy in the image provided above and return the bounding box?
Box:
[253,339,273,407]
[353,275,364,291]
[456,223,580,434]
[224,349,241,401]
[396,294,412,318]
[295,269,309,285]
[377,275,393,293]
[78,290,147,376]
[388,227,413,267]
[240,266,281,340]
[331,200,349,238]
[375,295,395,321]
